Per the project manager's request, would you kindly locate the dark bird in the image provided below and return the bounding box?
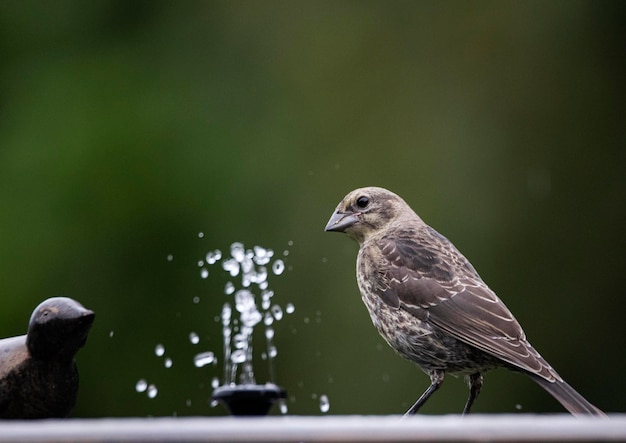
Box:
[0,297,95,419]
[325,186,604,416]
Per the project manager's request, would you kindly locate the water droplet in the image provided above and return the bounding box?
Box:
[186,399,192,407]
[287,240,294,246]
[221,303,232,325]
[135,379,148,393]
[319,394,330,413]
[197,260,204,267]
[515,403,523,411]
[253,245,274,265]
[265,327,275,340]
[235,290,254,312]
[230,242,245,262]
[198,232,204,238]
[264,312,274,326]
[283,250,289,256]
[155,344,165,357]
[241,255,254,274]
[261,290,274,308]
[279,399,288,414]
[147,384,158,399]
[164,358,173,368]
[315,310,322,323]
[224,281,235,295]
[254,266,268,284]
[271,305,283,321]
[242,310,262,327]
[234,290,262,327]
[268,345,277,358]
[272,259,285,275]
[286,303,295,314]
[200,268,209,279]
[108,330,114,338]
[211,377,220,388]
[303,317,310,324]
[166,254,174,262]
[192,296,200,304]
[233,333,247,349]
[206,249,222,264]
[241,274,251,288]
[193,351,215,367]
[189,332,200,345]
[231,349,246,364]
[222,258,240,277]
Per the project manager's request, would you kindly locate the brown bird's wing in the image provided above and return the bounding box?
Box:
[374,230,560,382]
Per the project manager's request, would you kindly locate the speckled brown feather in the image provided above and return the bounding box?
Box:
[326,186,604,416]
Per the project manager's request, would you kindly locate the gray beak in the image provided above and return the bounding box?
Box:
[324,210,360,232]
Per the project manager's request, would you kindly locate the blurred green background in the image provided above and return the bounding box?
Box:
[1,1,624,417]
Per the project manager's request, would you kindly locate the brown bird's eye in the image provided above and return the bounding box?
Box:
[356,196,369,208]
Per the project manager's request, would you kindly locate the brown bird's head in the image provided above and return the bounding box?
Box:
[324,186,422,244]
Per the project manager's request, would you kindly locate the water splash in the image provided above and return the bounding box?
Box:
[205,241,292,388]
[137,239,293,412]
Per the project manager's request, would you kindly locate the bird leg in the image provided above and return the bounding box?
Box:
[404,370,445,415]
[462,372,483,415]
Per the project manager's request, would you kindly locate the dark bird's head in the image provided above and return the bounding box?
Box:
[324,186,422,244]
[26,297,95,361]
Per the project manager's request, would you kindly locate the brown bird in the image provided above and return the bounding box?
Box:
[325,186,604,416]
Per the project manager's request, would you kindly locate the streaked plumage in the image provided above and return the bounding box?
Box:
[325,186,604,416]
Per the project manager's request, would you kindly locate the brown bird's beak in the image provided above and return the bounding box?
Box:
[324,210,360,232]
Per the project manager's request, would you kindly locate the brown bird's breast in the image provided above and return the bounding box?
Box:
[356,245,500,375]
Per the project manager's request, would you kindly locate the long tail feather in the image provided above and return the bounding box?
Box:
[529,375,605,417]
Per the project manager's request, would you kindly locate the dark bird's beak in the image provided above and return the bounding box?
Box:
[324,210,360,232]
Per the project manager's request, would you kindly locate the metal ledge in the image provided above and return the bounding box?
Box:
[0,414,625,442]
